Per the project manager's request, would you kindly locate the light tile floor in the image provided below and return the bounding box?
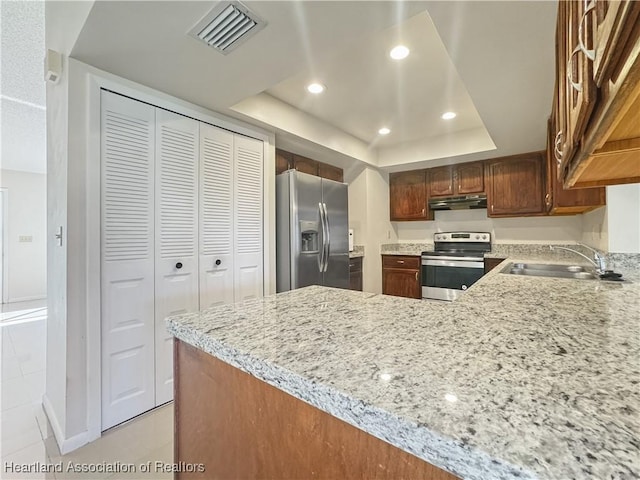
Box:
[1,301,173,480]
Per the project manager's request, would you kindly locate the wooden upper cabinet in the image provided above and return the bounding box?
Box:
[318,162,344,182]
[556,0,640,187]
[293,154,319,176]
[276,149,345,182]
[428,163,484,197]
[486,152,545,217]
[564,0,596,149]
[389,170,432,221]
[546,118,606,214]
[456,162,485,194]
[276,149,292,175]
[592,1,640,87]
[428,166,454,197]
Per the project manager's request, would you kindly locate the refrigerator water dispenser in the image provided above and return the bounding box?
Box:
[300,220,319,253]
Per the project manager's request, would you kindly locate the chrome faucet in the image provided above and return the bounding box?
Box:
[549,244,607,274]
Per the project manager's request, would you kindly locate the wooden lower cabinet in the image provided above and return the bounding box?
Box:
[349,256,363,291]
[382,255,421,299]
[484,257,507,274]
[175,340,459,480]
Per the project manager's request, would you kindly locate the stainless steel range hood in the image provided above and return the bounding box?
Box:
[428,194,487,211]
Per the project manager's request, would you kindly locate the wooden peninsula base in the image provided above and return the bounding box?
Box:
[174,340,458,480]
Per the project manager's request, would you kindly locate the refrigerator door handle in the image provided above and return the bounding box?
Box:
[318,202,326,272]
[322,202,330,272]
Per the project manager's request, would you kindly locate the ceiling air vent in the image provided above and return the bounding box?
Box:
[188,1,266,55]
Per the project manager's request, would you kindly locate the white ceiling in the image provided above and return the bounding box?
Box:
[1,0,47,175]
[64,0,557,172]
[265,11,488,147]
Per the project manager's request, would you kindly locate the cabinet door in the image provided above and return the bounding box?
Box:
[154,109,199,406]
[293,154,319,176]
[565,0,596,147]
[318,162,344,182]
[382,268,420,299]
[456,162,484,194]
[101,91,156,430]
[487,154,545,217]
[554,1,571,171]
[389,171,429,221]
[276,149,292,175]
[199,124,235,310]
[349,257,363,291]
[234,135,264,302]
[592,1,640,86]
[428,166,454,197]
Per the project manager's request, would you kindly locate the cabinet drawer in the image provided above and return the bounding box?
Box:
[349,256,362,273]
[382,255,420,269]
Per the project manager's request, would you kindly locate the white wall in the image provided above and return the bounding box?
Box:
[0,170,47,302]
[581,204,608,251]
[582,184,640,253]
[44,43,69,450]
[396,209,584,244]
[347,166,397,293]
[44,0,95,452]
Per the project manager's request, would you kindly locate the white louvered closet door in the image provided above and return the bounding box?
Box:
[101,91,156,430]
[234,135,264,302]
[154,109,199,406]
[199,123,235,310]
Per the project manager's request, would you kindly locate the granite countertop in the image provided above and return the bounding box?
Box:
[381,243,432,256]
[349,245,364,258]
[167,258,640,480]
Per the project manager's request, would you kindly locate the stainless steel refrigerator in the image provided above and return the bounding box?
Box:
[276,170,349,292]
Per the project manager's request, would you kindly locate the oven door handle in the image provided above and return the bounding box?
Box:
[422,255,483,262]
[422,259,484,269]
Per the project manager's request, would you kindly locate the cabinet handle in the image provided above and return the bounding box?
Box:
[578,1,596,61]
[554,131,563,164]
[421,207,425,215]
[567,45,583,92]
[397,260,404,264]
[415,271,418,281]
[175,262,183,269]
[545,193,551,207]
[215,259,222,266]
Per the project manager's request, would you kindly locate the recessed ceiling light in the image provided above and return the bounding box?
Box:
[306,83,325,94]
[441,112,457,120]
[378,127,391,135]
[389,45,410,60]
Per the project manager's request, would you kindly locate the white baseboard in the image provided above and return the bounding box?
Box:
[42,394,90,455]
[6,295,47,304]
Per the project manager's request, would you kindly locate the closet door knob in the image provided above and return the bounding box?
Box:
[175,262,183,269]
[215,259,222,266]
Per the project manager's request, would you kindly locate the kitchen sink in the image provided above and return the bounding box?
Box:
[500,262,598,280]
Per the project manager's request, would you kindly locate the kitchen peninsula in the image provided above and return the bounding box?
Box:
[167,264,640,480]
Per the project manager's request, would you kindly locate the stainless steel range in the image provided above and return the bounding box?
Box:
[421,232,491,301]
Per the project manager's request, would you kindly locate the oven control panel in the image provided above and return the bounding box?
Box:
[434,232,491,243]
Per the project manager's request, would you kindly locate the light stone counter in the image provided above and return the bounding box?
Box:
[167,260,640,480]
[381,243,431,256]
[349,245,364,258]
